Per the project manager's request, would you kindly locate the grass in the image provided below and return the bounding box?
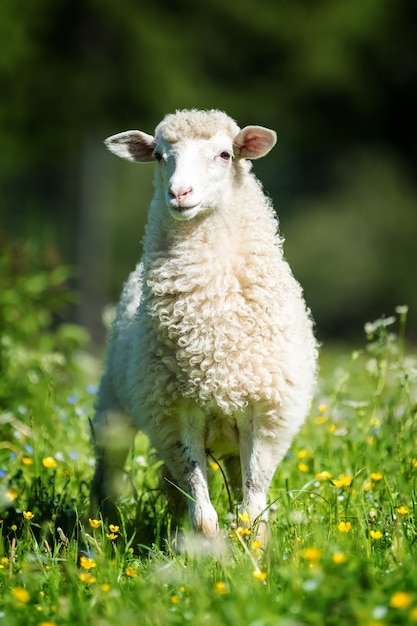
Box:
[1,247,417,625]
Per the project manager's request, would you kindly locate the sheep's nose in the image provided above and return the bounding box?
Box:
[168,186,193,205]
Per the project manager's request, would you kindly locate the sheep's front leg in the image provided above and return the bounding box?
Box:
[238,416,292,540]
[153,417,218,537]
[90,410,138,519]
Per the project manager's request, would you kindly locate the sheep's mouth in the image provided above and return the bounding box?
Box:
[169,203,202,221]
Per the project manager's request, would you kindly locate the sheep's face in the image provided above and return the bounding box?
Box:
[104,112,276,222]
[152,134,238,221]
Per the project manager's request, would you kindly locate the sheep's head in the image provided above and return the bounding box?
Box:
[104,109,276,221]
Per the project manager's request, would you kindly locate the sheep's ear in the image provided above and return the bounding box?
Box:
[104,131,156,162]
[233,125,277,160]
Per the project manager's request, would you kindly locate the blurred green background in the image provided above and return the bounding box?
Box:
[1,0,416,344]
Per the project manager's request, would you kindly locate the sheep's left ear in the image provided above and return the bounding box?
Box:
[104,130,156,162]
[233,126,277,160]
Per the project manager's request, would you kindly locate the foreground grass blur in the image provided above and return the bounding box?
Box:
[1,243,416,625]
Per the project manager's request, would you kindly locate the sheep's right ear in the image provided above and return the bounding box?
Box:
[104,131,156,162]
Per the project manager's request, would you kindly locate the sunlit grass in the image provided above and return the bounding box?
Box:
[1,309,417,625]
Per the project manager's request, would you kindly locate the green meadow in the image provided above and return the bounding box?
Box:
[1,243,417,626]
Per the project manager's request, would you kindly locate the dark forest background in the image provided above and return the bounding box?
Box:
[1,0,416,344]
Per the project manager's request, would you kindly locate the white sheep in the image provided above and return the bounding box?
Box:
[90,109,318,539]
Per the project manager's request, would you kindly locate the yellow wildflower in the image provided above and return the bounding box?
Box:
[209,461,220,470]
[332,552,347,564]
[315,470,332,481]
[125,566,138,577]
[236,526,251,537]
[412,459,417,469]
[332,475,353,489]
[338,521,352,533]
[23,511,34,520]
[100,583,111,592]
[109,524,120,533]
[6,487,18,502]
[79,572,96,584]
[39,622,57,626]
[300,547,322,562]
[88,518,102,529]
[251,539,263,551]
[213,581,228,594]
[12,587,30,603]
[42,457,58,468]
[297,449,309,459]
[370,530,383,540]
[396,506,408,516]
[298,462,309,473]
[238,512,251,524]
[370,472,383,481]
[22,457,33,466]
[79,556,97,570]
[318,404,328,413]
[106,532,118,540]
[390,591,412,608]
[171,595,180,604]
[314,415,328,425]
[253,570,267,581]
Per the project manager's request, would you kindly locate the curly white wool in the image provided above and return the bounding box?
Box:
[90,109,318,539]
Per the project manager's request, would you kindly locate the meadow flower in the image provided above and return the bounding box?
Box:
[314,415,328,425]
[390,591,412,608]
[213,581,228,594]
[370,530,383,540]
[88,518,102,529]
[300,547,322,562]
[332,552,347,564]
[109,524,120,533]
[298,462,309,473]
[396,506,408,516]
[332,475,353,489]
[236,526,251,537]
[209,460,220,470]
[171,594,180,604]
[12,587,30,603]
[39,622,57,626]
[79,572,96,584]
[100,584,111,592]
[297,449,309,459]
[318,404,328,413]
[315,470,332,481]
[6,487,18,502]
[106,532,118,540]
[125,566,138,577]
[23,511,34,520]
[79,556,97,570]
[42,457,58,468]
[251,539,263,551]
[338,521,352,533]
[238,512,251,524]
[22,457,33,466]
[370,472,383,481]
[253,570,267,581]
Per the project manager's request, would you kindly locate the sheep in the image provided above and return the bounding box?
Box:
[90,109,318,540]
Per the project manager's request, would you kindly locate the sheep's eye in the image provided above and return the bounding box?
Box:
[153,151,163,162]
[219,151,232,161]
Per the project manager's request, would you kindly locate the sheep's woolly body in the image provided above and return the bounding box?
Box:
[93,109,318,537]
